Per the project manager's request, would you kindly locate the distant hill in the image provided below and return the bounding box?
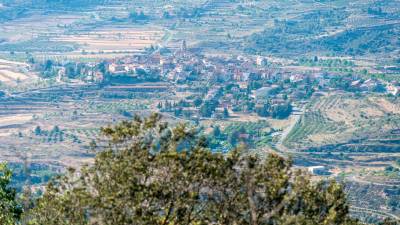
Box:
[245,23,400,56]
[243,1,400,57]
[0,0,108,9]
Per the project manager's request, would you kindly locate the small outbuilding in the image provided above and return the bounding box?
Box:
[308,166,328,175]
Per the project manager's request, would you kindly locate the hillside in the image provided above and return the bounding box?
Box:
[0,0,399,223]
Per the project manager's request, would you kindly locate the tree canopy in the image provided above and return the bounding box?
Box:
[0,163,22,225]
[20,113,363,225]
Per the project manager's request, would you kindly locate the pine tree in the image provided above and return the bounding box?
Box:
[0,163,22,225]
[25,114,362,225]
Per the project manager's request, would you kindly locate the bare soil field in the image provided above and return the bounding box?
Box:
[0,13,88,43]
[0,59,37,85]
[52,27,164,52]
[0,83,164,168]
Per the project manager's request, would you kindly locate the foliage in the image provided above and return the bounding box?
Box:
[208,121,272,150]
[0,163,22,225]
[26,113,360,225]
[129,10,149,22]
[245,12,399,56]
[200,100,217,117]
[270,103,293,119]
[256,102,293,119]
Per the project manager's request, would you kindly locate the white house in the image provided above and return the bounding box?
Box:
[308,166,328,175]
[256,56,268,67]
[387,83,400,96]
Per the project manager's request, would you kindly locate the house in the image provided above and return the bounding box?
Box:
[360,79,379,91]
[108,63,126,73]
[386,83,400,96]
[308,166,328,175]
[124,64,139,73]
[238,82,248,89]
[94,71,104,83]
[57,67,66,81]
[350,80,362,88]
[289,74,304,83]
[212,107,228,119]
[256,56,268,67]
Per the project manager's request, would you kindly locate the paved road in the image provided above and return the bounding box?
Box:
[275,106,304,153]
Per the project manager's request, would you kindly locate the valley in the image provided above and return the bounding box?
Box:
[0,0,399,223]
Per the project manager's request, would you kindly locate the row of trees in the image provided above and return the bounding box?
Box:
[256,102,293,119]
[0,114,398,224]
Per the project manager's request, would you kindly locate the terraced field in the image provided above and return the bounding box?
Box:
[0,59,37,85]
[283,93,400,151]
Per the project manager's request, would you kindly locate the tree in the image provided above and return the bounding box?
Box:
[44,59,53,71]
[26,114,361,225]
[379,218,400,225]
[157,102,162,109]
[52,125,60,133]
[199,101,215,117]
[270,103,293,119]
[162,11,171,19]
[256,103,270,117]
[193,97,203,107]
[129,10,148,22]
[0,163,22,225]
[228,130,240,147]
[34,126,42,136]
[223,107,229,118]
[212,125,221,138]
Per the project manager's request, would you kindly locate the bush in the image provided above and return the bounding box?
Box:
[25,114,361,225]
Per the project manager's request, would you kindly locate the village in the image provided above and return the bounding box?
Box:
[29,40,399,123]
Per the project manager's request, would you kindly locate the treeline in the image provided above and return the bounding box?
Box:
[256,102,293,119]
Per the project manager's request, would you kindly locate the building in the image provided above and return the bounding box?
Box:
[386,83,400,96]
[56,67,66,82]
[308,166,328,175]
[289,74,304,83]
[360,79,379,92]
[108,63,126,74]
[256,56,268,67]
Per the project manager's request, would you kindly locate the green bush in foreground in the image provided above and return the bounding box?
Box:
[0,163,22,225]
[0,114,368,224]
[23,113,361,225]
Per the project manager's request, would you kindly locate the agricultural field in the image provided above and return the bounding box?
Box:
[282,92,400,221]
[0,83,169,171]
[1,0,399,63]
[0,0,399,222]
[284,93,400,150]
[0,59,37,85]
[0,2,166,61]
